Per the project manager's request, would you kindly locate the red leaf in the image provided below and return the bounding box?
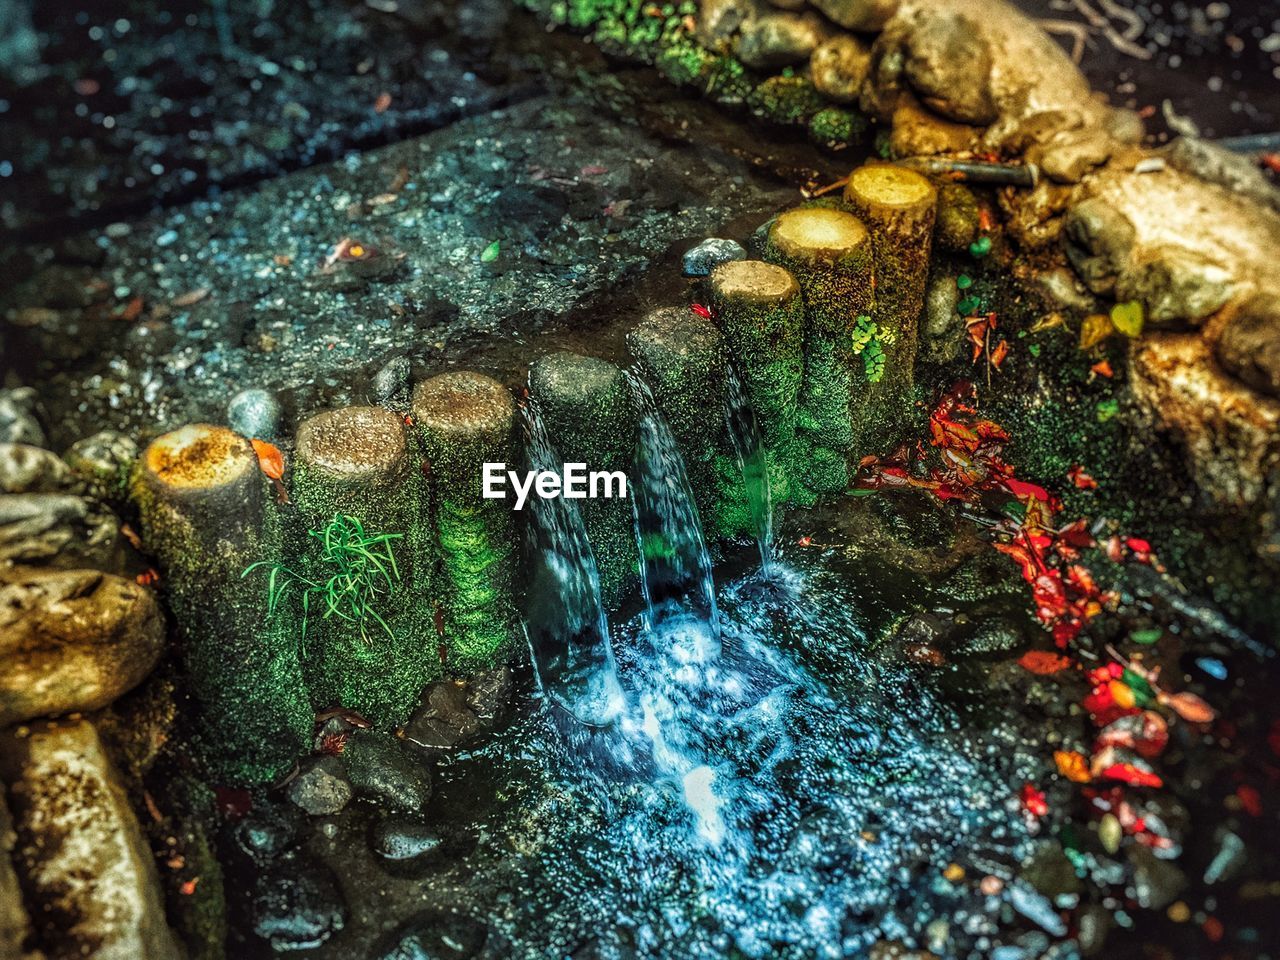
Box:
[1100,763,1163,788]
[1237,784,1263,817]
[690,303,714,320]
[1068,465,1098,490]
[1020,783,1049,817]
[1091,359,1114,378]
[1018,650,1072,675]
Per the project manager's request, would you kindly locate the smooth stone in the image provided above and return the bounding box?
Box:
[1062,198,1136,295]
[249,850,346,951]
[0,566,164,725]
[961,617,1024,655]
[371,909,488,960]
[0,388,45,447]
[371,815,444,861]
[1165,136,1280,214]
[1036,129,1113,184]
[808,0,896,31]
[1128,845,1186,910]
[287,755,352,816]
[682,237,747,278]
[233,805,303,867]
[0,791,33,960]
[226,387,282,440]
[902,12,998,126]
[0,443,75,494]
[922,272,962,364]
[0,719,183,960]
[695,0,762,50]
[343,731,433,811]
[464,665,513,725]
[0,492,122,570]
[63,430,139,502]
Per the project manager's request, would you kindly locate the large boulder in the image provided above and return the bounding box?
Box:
[0,719,184,960]
[1131,334,1280,512]
[0,567,166,726]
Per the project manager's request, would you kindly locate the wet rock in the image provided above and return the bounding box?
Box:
[373,355,413,404]
[0,719,183,960]
[371,909,488,960]
[810,0,897,31]
[0,443,75,494]
[735,12,826,69]
[402,680,482,753]
[809,35,870,105]
[464,665,513,725]
[1114,248,1234,328]
[682,237,747,278]
[1006,880,1067,936]
[1062,198,1136,296]
[343,730,433,811]
[1128,845,1186,910]
[249,850,346,951]
[870,942,939,960]
[233,805,303,867]
[0,566,164,725]
[902,13,997,126]
[288,755,353,816]
[1132,334,1280,511]
[371,815,444,861]
[922,272,962,364]
[63,431,138,503]
[1075,904,1112,956]
[226,388,283,440]
[0,492,122,570]
[1215,293,1280,398]
[695,0,761,52]
[0,387,45,446]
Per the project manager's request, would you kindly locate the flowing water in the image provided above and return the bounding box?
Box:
[420,383,1043,959]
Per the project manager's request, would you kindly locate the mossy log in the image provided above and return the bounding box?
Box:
[529,351,639,608]
[291,406,436,725]
[132,424,310,785]
[412,372,520,673]
[627,307,753,542]
[763,206,872,496]
[843,162,937,453]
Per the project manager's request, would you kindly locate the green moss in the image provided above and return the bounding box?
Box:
[435,500,519,669]
[747,76,822,126]
[808,107,866,150]
[130,466,311,786]
[288,460,437,726]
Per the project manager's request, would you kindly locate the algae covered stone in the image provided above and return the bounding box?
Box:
[133,423,311,784]
[529,351,639,607]
[412,372,521,672]
[291,405,437,725]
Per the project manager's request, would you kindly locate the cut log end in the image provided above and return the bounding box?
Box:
[530,351,625,409]
[767,207,870,265]
[709,259,800,306]
[142,424,255,492]
[295,406,407,480]
[412,371,515,445]
[844,163,937,213]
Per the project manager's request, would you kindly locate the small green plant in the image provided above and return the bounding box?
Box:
[851,314,886,384]
[244,513,404,644]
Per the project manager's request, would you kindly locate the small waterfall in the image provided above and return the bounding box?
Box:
[626,372,720,661]
[722,366,774,574]
[521,401,625,727]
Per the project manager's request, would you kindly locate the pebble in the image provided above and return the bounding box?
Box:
[343,730,433,811]
[287,755,353,816]
[370,909,488,960]
[371,815,444,861]
[682,238,747,278]
[227,388,283,440]
[63,430,138,502]
[373,355,413,404]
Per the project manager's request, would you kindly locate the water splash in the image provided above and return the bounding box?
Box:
[520,400,625,727]
[627,371,719,658]
[723,364,774,575]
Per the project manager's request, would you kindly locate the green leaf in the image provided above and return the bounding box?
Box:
[957,295,982,316]
[1110,300,1144,338]
[968,235,992,258]
[1096,398,1119,423]
[956,274,973,290]
[1028,343,1042,357]
[1122,668,1156,706]
[1130,628,1163,645]
[480,240,501,263]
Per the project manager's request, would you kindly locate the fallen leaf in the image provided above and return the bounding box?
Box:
[374,91,392,113]
[1110,300,1145,338]
[1079,313,1114,350]
[1054,749,1092,783]
[480,240,501,263]
[1018,650,1072,674]
[1091,359,1114,378]
[172,287,209,308]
